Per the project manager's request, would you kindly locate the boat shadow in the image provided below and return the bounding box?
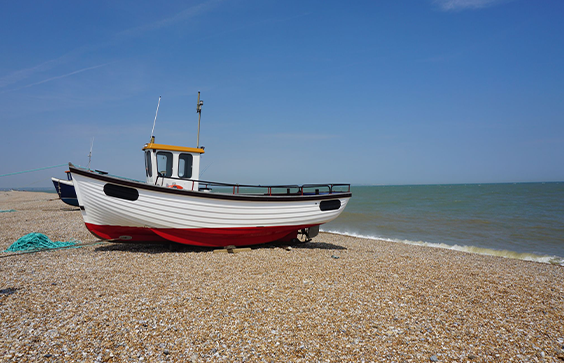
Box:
[94,242,210,254]
[41,207,81,212]
[93,239,347,254]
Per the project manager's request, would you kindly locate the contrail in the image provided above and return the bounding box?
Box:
[11,62,114,91]
[0,0,223,89]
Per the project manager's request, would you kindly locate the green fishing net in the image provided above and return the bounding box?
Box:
[5,233,78,252]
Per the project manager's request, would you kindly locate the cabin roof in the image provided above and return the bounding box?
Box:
[142,142,205,154]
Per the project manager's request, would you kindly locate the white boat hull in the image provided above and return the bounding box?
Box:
[70,166,351,247]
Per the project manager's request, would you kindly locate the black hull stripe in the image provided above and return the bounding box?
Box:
[69,166,352,202]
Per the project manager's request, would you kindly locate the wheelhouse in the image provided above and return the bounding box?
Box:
[142,140,205,191]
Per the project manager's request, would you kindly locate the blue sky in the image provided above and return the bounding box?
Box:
[1,0,563,188]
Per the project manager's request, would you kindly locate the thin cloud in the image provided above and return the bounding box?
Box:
[115,0,223,40]
[0,57,68,88]
[0,0,222,89]
[434,0,514,11]
[9,62,114,92]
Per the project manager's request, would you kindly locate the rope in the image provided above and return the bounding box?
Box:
[1,236,112,259]
[0,209,16,213]
[4,233,78,252]
[0,164,67,178]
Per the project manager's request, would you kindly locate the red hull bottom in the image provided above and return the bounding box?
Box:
[84,223,314,247]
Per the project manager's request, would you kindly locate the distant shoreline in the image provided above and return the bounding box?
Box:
[0,187,56,193]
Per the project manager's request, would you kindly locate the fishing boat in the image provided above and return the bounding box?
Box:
[51,171,79,207]
[51,138,94,207]
[69,93,352,247]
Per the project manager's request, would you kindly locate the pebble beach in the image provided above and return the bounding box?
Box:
[1,191,563,362]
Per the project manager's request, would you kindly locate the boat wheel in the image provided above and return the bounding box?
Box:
[296,229,313,243]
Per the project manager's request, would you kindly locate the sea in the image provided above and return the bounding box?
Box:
[323,182,564,266]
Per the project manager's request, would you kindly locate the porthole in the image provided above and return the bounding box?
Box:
[319,200,341,211]
[103,184,139,201]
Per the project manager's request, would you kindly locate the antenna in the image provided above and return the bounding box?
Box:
[87,137,94,170]
[196,91,204,148]
[150,96,161,143]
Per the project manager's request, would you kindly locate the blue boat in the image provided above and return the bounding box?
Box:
[51,171,79,206]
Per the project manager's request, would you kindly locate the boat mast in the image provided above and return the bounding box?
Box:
[87,137,94,170]
[150,96,161,143]
[196,91,204,148]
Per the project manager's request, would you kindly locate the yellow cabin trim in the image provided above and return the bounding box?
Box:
[142,143,205,154]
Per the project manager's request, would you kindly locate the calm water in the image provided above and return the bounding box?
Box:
[323,183,564,265]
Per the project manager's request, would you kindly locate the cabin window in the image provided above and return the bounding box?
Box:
[144,151,152,177]
[178,153,193,179]
[156,152,173,177]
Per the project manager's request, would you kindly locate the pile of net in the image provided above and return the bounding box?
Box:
[5,233,78,252]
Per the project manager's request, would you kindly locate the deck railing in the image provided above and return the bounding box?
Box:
[154,173,350,195]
